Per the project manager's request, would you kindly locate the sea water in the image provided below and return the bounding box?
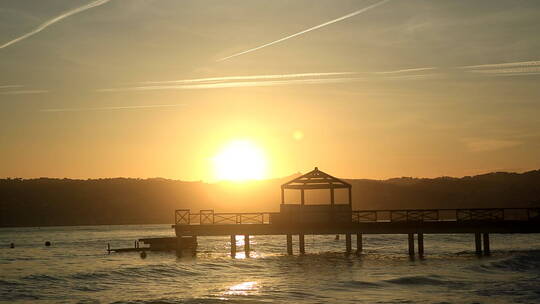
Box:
[1,225,540,303]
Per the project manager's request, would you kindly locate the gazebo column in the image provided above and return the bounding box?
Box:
[281,188,285,204]
[348,187,352,207]
[299,234,305,254]
[301,189,305,205]
[330,188,335,205]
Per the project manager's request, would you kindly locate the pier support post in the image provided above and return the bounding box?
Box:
[299,234,305,254]
[483,233,490,255]
[230,235,236,257]
[356,233,363,255]
[176,236,183,257]
[345,234,352,254]
[287,234,293,255]
[408,233,415,256]
[244,234,250,256]
[418,233,424,257]
[474,233,482,255]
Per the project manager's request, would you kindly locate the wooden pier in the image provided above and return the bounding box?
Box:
[173,168,540,257]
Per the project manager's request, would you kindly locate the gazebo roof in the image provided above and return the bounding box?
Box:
[281,167,351,190]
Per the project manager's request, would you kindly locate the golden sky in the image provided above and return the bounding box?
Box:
[1,0,540,181]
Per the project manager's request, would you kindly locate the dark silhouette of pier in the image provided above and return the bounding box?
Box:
[173,168,540,257]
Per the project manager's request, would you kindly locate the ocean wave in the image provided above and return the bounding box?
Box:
[21,274,66,282]
[384,275,464,288]
[479,251,540,273]
[110,264,200,279]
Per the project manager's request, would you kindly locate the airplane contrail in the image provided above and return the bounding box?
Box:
[0,85,24,89]
[217,0,391,61]
[40,104,185,112]
[139,72,356,85]
[0,0,111,50]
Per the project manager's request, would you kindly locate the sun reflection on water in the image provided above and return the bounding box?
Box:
[225,281,259,296]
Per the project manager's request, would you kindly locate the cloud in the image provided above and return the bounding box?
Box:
[0,85,24,89]
[0,90,48,95]
[460,61,540,76]
[217,0,391,61]
[460,61,540,70]
[99,70,444,93]
[139,72,357,85]
[100,76,366,92]
[463,138,521,152]
[374,67,436,74]
[40,104,186,112]
[0,0,111,50]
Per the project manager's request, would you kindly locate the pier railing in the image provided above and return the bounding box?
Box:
[175,208,540,225]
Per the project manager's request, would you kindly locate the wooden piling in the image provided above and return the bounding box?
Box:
[176,237,183,257]
[408,233,415,256]
[345,234,352,254]
[418,233,424,257]
[299,234,305,254]
[230,235,236,257]
[356,233,362,255]
[474,233,482,255]
[286,234,293,255]
[483,233,490,255]
[244,234,250,256]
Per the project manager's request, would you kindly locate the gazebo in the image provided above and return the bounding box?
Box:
[276,167,352,224]
[281,167,352,206]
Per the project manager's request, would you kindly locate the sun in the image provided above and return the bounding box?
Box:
[212,140,268,181]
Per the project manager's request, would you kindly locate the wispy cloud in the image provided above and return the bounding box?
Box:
[217,0,391,61]
[40,104,185,112]
[460,61,540,70]
[101,76,366,92]
[460,61,540,76]
[463,138,521,152]
[0,90,48,95]
[0,85,24,89]
[99,70,443,93]
[0,0,111,50]
[374,67,436,74]
[139,72,357,85]
[99,59,540,93]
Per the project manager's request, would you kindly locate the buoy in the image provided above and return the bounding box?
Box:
[45,241,51,247]
[10,243,15,248]
[140,251,147,259]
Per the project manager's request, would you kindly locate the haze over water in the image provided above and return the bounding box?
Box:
[2,225,540,303]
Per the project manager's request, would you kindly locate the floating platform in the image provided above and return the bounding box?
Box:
[108,236,197,253]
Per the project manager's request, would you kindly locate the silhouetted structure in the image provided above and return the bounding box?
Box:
[174,168,540,258]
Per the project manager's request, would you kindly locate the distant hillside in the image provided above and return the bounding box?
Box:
[1,170,539,227]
